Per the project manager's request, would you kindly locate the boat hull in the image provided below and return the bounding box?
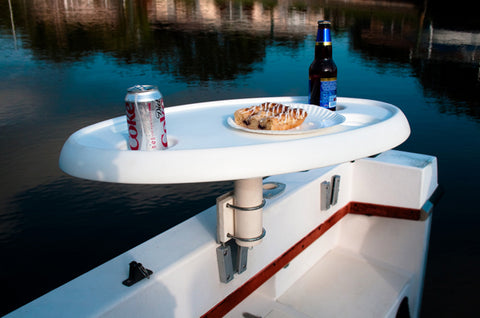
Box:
[8,150,438,318]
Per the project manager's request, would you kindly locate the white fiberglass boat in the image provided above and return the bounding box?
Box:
[6,96,441,318]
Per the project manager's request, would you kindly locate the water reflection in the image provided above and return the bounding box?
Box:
[348,8,480,117]
[413,25,480,117]
[1,0,479,316]
[4,0,478,115]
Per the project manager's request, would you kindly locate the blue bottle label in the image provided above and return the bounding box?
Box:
[319,78,336,109]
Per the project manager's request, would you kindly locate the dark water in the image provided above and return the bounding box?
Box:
[1,0,479,316]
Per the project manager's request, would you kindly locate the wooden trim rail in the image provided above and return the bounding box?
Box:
[349,201,421,220]
[201,201,425,317]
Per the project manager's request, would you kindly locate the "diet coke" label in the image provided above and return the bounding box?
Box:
[125,85,168,151]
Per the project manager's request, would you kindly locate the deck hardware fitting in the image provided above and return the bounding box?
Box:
[122,261,153,287]
[227,228,267,242]
[216,178,279,283]
[216,240,251,283]
[226,199,266,211]
[331,175,341,205]
[321,181,331,210]
[237,246,249,274]
[321,175,341,211]
[263,182,286,199]
[216,244,234,283]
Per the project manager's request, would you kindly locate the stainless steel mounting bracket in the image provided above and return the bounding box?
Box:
[321,175,341,211]
[216,241,249,283]
[216,180,285,283]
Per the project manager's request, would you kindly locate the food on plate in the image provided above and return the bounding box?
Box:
[234,102,308,130]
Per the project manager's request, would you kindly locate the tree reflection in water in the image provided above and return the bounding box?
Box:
[0,0,479,316]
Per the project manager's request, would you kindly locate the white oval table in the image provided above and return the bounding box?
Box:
[59,96,410,246]
[59,96,409,184]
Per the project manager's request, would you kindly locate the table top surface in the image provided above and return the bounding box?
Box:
[59,96,410,184]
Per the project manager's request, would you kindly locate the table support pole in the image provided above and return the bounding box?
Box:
[233,177,264,247]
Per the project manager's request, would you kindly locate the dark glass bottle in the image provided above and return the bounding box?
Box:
[309,20,337,110]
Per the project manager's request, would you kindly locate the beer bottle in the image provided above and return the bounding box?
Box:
[309,20,337,110]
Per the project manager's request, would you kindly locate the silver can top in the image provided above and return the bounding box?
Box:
[125,85,162,102]
[127,85,158,94]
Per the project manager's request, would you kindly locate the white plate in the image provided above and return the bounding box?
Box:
[227,103,346,135]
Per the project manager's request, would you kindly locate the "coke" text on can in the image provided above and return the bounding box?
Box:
[125,85,168,151]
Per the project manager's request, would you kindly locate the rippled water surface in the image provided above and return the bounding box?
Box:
[1,0,479,316]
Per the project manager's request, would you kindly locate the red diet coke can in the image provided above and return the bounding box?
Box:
[125,85,168,150]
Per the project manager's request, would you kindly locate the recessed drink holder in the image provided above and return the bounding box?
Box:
[58,96,410,284]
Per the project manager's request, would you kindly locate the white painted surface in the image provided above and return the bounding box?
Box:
[9,151,437,318]
[277,248,411,318]
[58,97,410,183]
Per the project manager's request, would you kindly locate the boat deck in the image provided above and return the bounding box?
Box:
[229,246,412,318]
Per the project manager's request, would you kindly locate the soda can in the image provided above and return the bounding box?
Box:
[125,85,168,151]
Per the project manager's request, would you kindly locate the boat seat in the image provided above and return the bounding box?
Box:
[231,248,412,318]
